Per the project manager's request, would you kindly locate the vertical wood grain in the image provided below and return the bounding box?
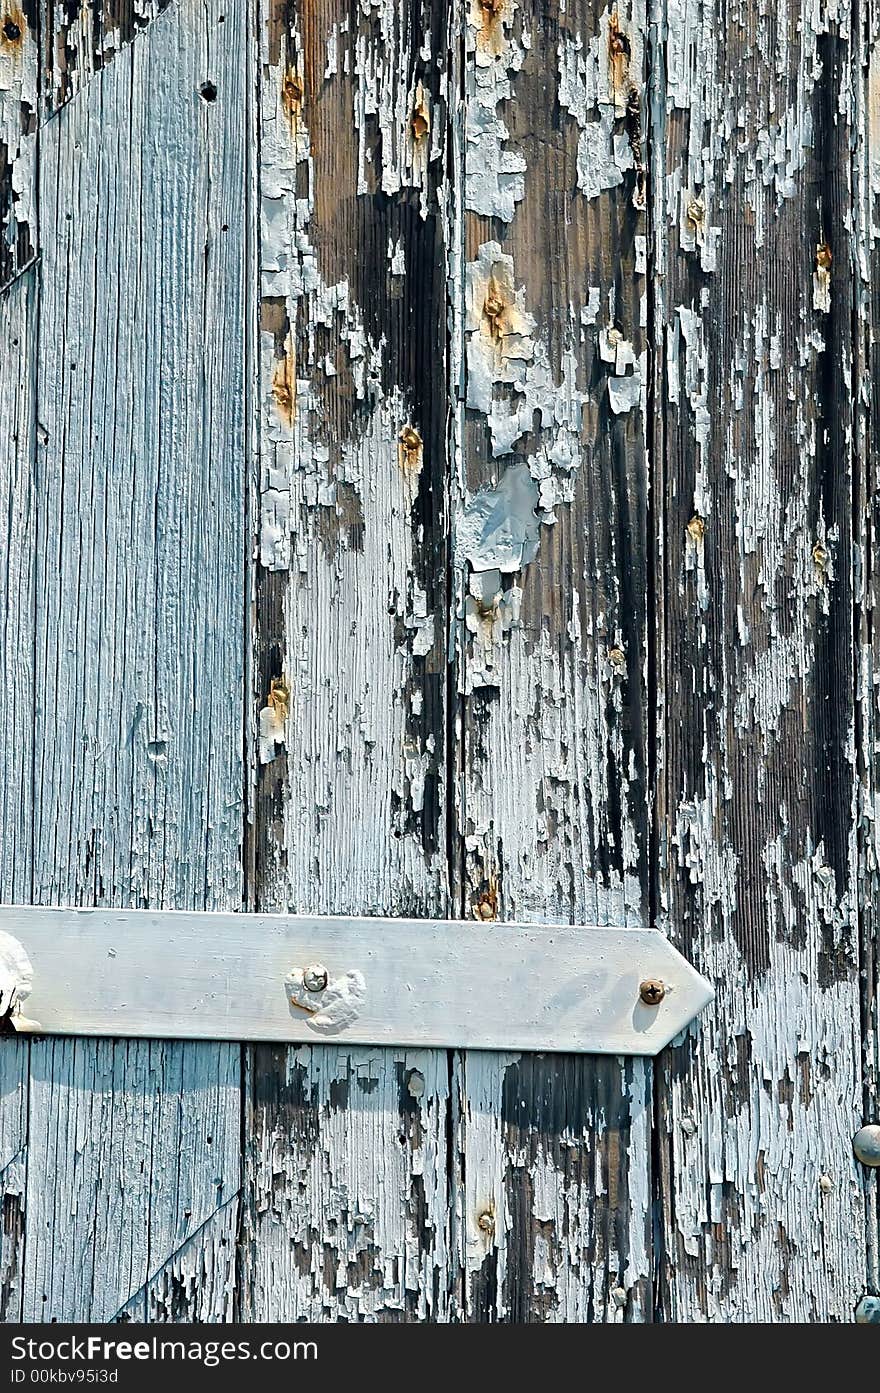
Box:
[453,0,653,1321]
[1,2,37,1322]
[0,1039,27,1322]
[4,0,249,1320]
[240,0,455,1319]
[0,0,875,1326]
[652,0,869,1320]
[856,0,880,1305]
[0,0,36,293]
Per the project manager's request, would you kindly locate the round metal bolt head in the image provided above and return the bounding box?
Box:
[852,1124,880,1167]
[639,978,665,1006]
[477,1211,495,1235]
[855,1295,880,1324]
[303,964,329,993]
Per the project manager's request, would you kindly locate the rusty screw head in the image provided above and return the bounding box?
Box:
[284,74,303,105]
[477,1210,495,1234]
[303,964,328,993]
[399,425,422,453]
[639,978,665,1006]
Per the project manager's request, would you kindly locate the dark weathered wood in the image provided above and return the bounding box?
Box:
[652,0,868,1320]
[453,0,652,1321]
[856,0,880,1302]
[0,1038,27,1322]
[0,0,36,294]
[240,0,456,1319]
[0,166,35,1324]
[0,0,876,1326]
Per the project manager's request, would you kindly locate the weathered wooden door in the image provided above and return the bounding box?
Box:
[0,0,878,1322]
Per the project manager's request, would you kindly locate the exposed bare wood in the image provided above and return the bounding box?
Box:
[241,0,455,1319]
[652,0,868,1320]
[0,1038,27,1322]
[0,0,876,1327]
[0,0,36,293]
[453,0,653,1321]
[40,0,171,115]
[855,0,880,1302]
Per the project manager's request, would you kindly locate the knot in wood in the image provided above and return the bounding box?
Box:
[2,17,22,41]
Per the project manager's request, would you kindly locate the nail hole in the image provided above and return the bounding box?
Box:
[200,81,217,102]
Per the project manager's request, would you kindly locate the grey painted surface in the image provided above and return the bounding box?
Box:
[0,0,876,1321]
[1,0,247,1321]
[0,907,714,1052]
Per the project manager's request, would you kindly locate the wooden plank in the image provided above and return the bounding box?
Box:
[0,1038,27,1322]
[40,0,171,115]
[1,9,37,1327]
[2,907,713,1051]
[242,0,455,1319]
[855,0,880,1303]
[242,1044,452,1320]
[0,0,36,293]
[453,0,653,1320]
[653,0,869,1320]
[0,275,34,914]
[9,0,249,1321]
[24,1040,239,1321]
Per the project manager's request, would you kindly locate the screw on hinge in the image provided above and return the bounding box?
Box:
[302,964,329,993]
[639,978,665,1006]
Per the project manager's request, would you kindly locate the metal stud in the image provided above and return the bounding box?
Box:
[852,1124,880,1168]
[855,1295,880,1324]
